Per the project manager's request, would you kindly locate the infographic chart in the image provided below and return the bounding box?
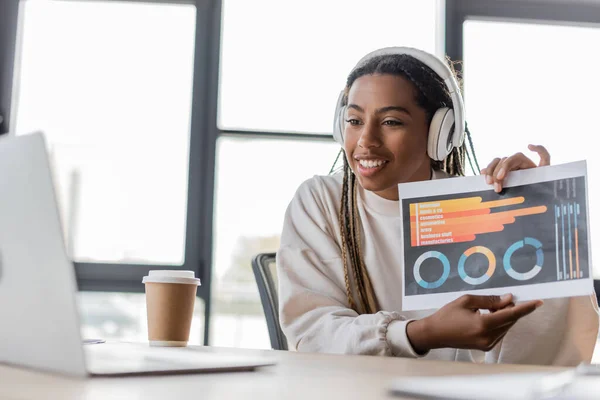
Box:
[398,162,593,311]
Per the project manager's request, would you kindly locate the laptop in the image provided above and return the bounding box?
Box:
[0,132,276,377]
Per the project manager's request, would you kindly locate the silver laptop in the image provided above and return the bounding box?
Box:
[0,132,275,377]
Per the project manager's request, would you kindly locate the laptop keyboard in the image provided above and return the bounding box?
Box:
[83,342,273,375]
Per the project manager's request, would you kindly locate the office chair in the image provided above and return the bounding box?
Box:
[594,280,600,306]
[252,252,288,350]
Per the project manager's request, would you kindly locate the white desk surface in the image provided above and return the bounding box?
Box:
[0,344,561,400]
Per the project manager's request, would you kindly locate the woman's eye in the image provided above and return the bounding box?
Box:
[383,120,403,126]
[345,119,361,126]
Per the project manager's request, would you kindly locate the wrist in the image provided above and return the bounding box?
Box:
[406,317,435,354]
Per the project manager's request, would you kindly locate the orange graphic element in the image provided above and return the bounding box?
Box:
[410,197,525,215]
[411,196,547,247]
[464,246,497,277]
[410,207,490,223]
[410,223,505,243]
[569,249,573,279]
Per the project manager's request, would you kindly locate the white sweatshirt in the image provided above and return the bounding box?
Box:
[277,170,599,365]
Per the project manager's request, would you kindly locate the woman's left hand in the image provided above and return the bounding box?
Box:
[481,144,551,193]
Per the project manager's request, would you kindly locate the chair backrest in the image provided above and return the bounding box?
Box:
[252,252,288,350]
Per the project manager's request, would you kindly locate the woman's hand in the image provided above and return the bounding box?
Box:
[406,294,542,354]
[481,144,551,193]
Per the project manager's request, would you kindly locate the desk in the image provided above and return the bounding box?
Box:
[0,345,561,400]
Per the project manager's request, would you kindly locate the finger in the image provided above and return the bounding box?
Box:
[460,293,514,310]
[494,153,536,181]
[528,144,551,167]
[491,157,509,192]
[488,301,514,313]
[482,158,502,185]
[493,154,539,193]
[482,300,543,329]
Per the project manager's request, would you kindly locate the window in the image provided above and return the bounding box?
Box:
[211,137,340,348]
[218,0,441,134]
[13,0,196,265]
[463,19,600,278]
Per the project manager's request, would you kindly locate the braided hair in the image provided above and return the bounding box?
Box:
[338,54,479,314]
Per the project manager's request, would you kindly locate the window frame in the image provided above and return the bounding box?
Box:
[0,0,19,135]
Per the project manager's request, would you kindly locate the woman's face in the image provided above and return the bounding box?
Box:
[343,73,431,201]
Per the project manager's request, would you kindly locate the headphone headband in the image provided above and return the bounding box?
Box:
[333,47,466,151]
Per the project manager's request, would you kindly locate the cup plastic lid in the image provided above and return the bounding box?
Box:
[142,270,201,285]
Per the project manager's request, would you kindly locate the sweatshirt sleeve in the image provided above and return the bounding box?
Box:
[277,178,424,357]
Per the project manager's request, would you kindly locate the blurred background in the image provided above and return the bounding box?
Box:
[0,0,599,358]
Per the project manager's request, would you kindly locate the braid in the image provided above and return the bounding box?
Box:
[339,159,356,311]
[339,156,378,314]
[399,65,451,111]
[465,122,480,173]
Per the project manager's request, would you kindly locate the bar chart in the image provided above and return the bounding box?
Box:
[555,202,581,281]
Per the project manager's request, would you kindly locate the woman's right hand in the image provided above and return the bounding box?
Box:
[406,294,543,354]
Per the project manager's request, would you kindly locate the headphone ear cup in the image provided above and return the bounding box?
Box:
[333,91,346,145]
[428,108,455,161]
[333,106,346,145]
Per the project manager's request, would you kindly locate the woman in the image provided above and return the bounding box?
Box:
[276,47,598,365]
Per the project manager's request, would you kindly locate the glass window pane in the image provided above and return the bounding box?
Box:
[211,137,341,348]
[13,1,196,265]
[463,20,600,278]
[78,292,205,345]
[218,0,440,134]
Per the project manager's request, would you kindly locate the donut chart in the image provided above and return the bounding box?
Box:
[413,251,450,289]
[413,239,544,287]
[503,237,543,281]
[458,246,496,285]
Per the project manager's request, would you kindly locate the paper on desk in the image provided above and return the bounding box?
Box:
[398,161,594,311]
[388,372,600,400]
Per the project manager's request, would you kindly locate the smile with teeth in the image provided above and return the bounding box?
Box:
[358,159,388,168]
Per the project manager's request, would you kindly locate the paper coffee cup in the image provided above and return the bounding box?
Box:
[142,270,201,347]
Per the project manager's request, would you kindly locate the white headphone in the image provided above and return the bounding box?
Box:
[332,47,465,161]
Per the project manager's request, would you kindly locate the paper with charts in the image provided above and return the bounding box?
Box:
[398,161,594,311]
